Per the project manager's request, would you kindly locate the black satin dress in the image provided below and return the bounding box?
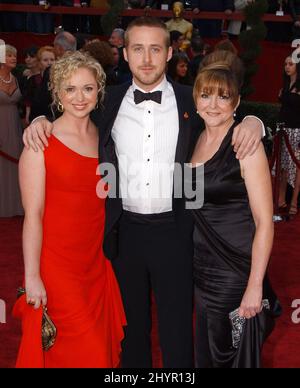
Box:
[190,124,275,368]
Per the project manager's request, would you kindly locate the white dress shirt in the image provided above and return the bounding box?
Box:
[111,76,179,214]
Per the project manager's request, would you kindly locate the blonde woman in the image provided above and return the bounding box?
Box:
[0,44,23,217]
[14,51,126,368]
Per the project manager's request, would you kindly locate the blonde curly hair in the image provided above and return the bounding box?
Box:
[49,50,106,110]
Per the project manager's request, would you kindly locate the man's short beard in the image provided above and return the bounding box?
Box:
[134,71,165,87]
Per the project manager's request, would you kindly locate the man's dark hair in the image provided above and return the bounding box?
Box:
[191,36,204,54]
[170,30,183,45]
[124,17,171,48]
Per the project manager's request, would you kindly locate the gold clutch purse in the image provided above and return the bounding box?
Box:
[17,287,57,352]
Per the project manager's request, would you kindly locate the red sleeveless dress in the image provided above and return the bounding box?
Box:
[14,135,126,368]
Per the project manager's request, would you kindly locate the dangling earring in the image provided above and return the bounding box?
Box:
[233,111,237,119]
[94,100,99,111]
[57,101,64,113]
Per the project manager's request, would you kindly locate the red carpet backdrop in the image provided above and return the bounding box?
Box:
[0,216,300,368]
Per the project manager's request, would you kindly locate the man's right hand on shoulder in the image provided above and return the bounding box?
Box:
[23,117,54,152]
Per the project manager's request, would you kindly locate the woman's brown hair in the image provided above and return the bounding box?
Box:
[193,62,241,109]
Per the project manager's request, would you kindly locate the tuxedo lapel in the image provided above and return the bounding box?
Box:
[172,82,194,164]
[102,82,132,147]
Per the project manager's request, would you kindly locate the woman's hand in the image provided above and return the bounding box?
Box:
[238,285,263,319]
[25,275,47,310]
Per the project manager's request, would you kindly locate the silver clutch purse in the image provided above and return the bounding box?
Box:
[229,299,270,349]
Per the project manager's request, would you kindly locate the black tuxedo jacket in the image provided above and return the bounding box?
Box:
[92,81,204,260]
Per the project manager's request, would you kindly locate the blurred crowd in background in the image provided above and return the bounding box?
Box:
[1,1,300,42]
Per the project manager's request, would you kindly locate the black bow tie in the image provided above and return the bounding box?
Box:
[134,89,162,105]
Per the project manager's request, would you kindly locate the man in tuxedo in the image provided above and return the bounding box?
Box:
[23,17,263,367]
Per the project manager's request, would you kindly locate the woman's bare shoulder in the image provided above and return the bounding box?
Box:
[20,146,45,166]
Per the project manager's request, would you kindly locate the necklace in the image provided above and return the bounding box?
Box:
[0,73,12,84]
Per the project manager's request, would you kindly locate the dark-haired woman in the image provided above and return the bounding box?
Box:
[17,47,40,117]
[278,55,300,216]
[189,61,275,368]
[23,46,40,80]
[167,52,194,86]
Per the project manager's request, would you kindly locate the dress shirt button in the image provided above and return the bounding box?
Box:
[148,135,151,138]
[147,158,150,162]
[146,183,150,186]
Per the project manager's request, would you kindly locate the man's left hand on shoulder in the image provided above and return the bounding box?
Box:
[232,116,264,160]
